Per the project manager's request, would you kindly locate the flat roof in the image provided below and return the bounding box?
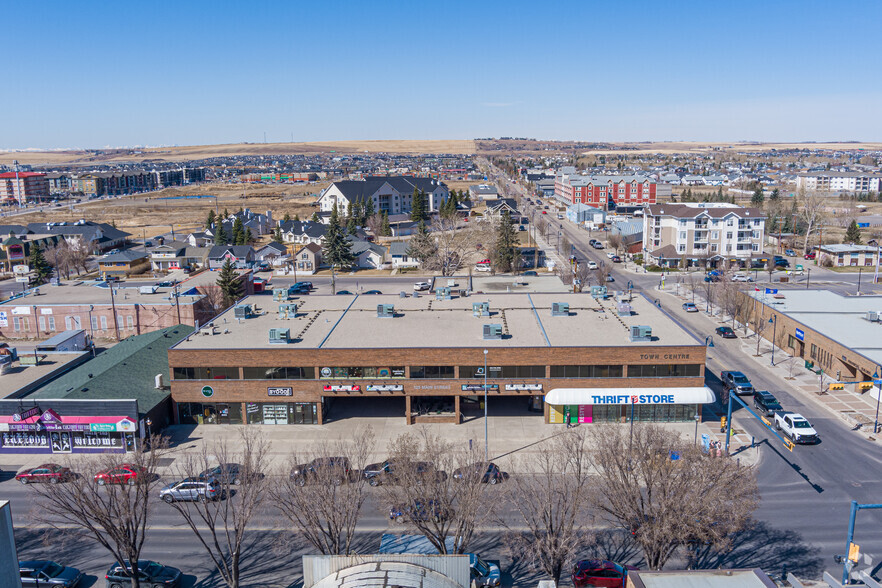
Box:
[174,291,700,351]
[629,569,774,588]
[0,282,203,307]
[748,289,882,365]
[1,352,89,399]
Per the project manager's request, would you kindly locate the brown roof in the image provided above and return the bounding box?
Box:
[296,242,322,254]
[650,244,680,259]
[646,204,764,219]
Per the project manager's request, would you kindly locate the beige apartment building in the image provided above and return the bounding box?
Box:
[643,203,765,268]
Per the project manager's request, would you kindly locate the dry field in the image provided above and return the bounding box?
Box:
[0,140,476,167]
[581,141,882,156]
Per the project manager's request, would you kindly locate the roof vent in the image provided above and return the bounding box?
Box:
[377,304,395,318]
[630,325,652,342]
[483,324,503,340]
[278,303,297,319]
[268,328,290,344]
[473,302,490,317]
[590,286,608,299]
[866,311,879,322]
[551,302,570,316]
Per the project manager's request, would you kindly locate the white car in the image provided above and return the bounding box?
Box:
[607,252,616,259]
[413,282,431,291]
[587,261,598,270]
[475,265,492,273]
[731,274,753,282]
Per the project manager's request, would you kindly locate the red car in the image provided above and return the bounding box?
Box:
[572,560,638,587]
[804,251,816,260]
[94,463,147,486]
[15,463,74,485]
[541,210,548,214]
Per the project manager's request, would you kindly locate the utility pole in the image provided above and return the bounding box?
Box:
[174,284,182,325]
[109,285,121,341]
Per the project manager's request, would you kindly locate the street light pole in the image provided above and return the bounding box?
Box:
[694,412,700,445]
[869,239,880,286]
[874,370,881,435]
[483,349,489,461]
[769,315,777,366]
[858,268,862,295]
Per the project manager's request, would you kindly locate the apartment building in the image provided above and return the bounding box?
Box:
[319,176,449,216]
[643,203,765,267]
[796,172,882,194]
[0,172,50,204]
[554,169,657,210]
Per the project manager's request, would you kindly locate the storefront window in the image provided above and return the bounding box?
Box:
[319,367,405,379]
[411,366,455,379]
[173,367,240,380]
[459,365,547,379]
[245,402,317,425]
[626,364,701,378]
[242,367,315,379]
[178,402,243,424]
[549,365,623,378]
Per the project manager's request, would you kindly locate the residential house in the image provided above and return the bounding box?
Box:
[348,238,387,269]
[98,249,149,279]
[278,220,327,246]
[184,231,211,247]
[254,242,290,267]
[643,203,765,268]
[26,221,130,254]
[293,243,322,274]
[469,184,498,201]
[148,242,190,273]
[388,241,417,268]
[207,245,255,270]
[319,176,449,216]
[483,198,520,222]
[680,174,706,186]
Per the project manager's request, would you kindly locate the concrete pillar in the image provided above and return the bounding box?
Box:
[405,396,412,425]
[316,399,324,425]
[454,395,461,424]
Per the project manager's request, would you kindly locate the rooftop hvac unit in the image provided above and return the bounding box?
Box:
[483,324,503,340]
[377,304,395,318]
[139,285,157,295]
[617,302,633,316]
[233,304,254,319]
[630,325,652,342]
[551,302,570,316]
[473,302,490,317]
[278,303,297,319]
[436,287,452,300]
[268,328,290,344]
[590,286,608,299]
[272,288,289,301]
[867,311,879,322]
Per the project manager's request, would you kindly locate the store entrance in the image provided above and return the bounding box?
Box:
[245,402,318,425]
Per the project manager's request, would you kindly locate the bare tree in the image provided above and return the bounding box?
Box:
[66,236,91,275]
[427,209,493,276]
[271,427,374,555]
[197,285,228,316]
[45,240,72,280]
[595,260,612,287]
[699,272,718,314]
[164,429,270,588]
[378,429,496,554]
[750,303,768,357]
[501,431,594,585]
[589,425,759,570]
[33,436,167,588]
[798,190,828,254]
[607,232,623,255]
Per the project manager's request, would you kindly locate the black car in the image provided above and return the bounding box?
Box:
[390,499,449,524]
[155,280,176,288]
[715,326,736,339]
[336,290,354,295]
[105,560,181,588]
[19,560,83,587]
[452,462,507,485]
[198,463,261,486]
[773,256,790,268]
[363,460,443,486]
[290,457,352,486]
[363,289,382,295]
[753,390,783,416]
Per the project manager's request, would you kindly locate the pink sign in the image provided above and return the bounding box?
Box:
[577,405,592,424]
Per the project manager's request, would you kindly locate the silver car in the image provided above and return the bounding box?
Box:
[159,478,219,503]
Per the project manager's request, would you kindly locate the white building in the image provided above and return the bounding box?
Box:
[796,172,882,194]
[643,202,765,267]
[318,176,449,216]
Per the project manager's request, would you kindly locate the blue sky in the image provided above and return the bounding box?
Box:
[2,0,880,149]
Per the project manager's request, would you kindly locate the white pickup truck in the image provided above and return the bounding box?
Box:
[774,411,819,444]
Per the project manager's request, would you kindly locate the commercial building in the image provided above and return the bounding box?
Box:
[813,243,880,267]
[0,281,213,341]
[167,291,710,427]
[745,289,882,388]
[796,171,882,194]
[0,171,50,204]
[643,203,765,268]
[26,220,130,254]
[319,176,449,216]
[0,502,20,588]
[554,170,657,210]
[627,568,776,588]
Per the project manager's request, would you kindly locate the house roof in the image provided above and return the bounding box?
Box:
[207,245,254,259]
[295,242,323,255]
[28,325,194,416]
[100,249,148,263]
[650,244,680,259]
[389,241,408,256]
[26,222,131,242]
[257,242,288,254]
[645,204,764,219]
[329,176,447,204]
[279,220,327,239]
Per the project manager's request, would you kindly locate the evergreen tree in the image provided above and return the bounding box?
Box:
[322,203,354,269]
[293,213,300,222]
[29,243,52,285]
[243,228,253,245]
[406,220,435,263]
[231,217,245,245]
[460,188,471,205]
[494,209,518,273]
[206,210,216,230]
[214,224,228,245]
[769,188,780,201]
[346,214,359,236]
[216,259,243,306]
[223,208,230,219]
[272,227,284,243]
[844,219,862,244]
[363,197,375,220]
[751,186,764,207]
[381,211,392,236]
[310,211,320,223]
[283,212,291,222]
[410,188,427,222]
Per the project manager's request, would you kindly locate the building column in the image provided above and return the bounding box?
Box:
[315,399,324,425]
[405,396,413,425]
[454,395,461,425]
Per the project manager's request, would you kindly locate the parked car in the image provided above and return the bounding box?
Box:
[731,274,753,282]
[715,326,736,339]
[804,251,816,260]
[159,478,219,503]
[704,270,722,282]
[19,560,83,587]
[363,290,382,295]
[336,290,354,295]
[94,463,146,486]
[413,281,431,291]
[541,210,548,215]
[104,560,182,588]
[571,559,638,588]
[522,270,538,276]
[390,499,448,523]
[15,463,74,485]
[753,390,783,416]
[773,256,790,268]
[197,463,259,486]
[587,261,598,270]
[518,225,526,231]
[290,457,352,486]
[588,239,598,246]
[606,275,615,282]
[784,248,796,257]
[155,280,176,288]
[363,460,443,486]
[682,302,698,312]
[721,371,754,395]
[611,255,622,263]
[452,462,507,485]
[475,264,492,272]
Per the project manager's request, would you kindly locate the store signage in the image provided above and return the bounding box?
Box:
[13,406,41,422]
[201,385,214,398]
[40,308,53,315]
[268,387,293,396]
[39,409,62,423]
[320,367,332,377]
[413,385,450,391]
[366,384,403,392]
[795,328,805,342]
[323,384,361,392]
[461,384,499,392]
[12,306,31,315]
[591,394,676,405]
[90,423,116,432]
[505,384,543,391]
[8,245,25,261]
[116,418,136,432]
[0,311,7,327]
[546,387,715,406]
